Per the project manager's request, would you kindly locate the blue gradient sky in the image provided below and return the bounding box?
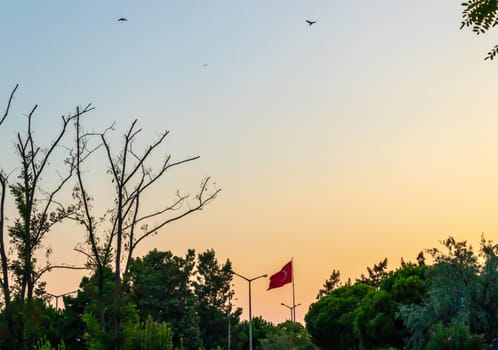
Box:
[2,1,498,323]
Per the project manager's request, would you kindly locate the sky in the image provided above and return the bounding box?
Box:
[2,1,498,324]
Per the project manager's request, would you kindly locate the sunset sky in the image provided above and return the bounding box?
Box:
[2,1,498,324]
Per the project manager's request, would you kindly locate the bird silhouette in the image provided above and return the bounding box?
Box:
[306,20,317,26]
[117,17,128,22]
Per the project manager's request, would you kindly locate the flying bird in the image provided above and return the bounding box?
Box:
[117,17,128,22]
[306,20,317,26]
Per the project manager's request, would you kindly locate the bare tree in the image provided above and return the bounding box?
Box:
[0,83,18,306]
[73,113,220,347]
[8,102,94,302]
[1,85,95,349]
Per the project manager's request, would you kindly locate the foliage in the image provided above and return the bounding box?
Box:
[0,299,65,350]
[357,258,389,288]
[354,290,401,349]
[194,249,239,350]
[72,112,220,347]
[425,321,485,350]
[461,0,498,59]
[128,248,241,350]
[234,316,275,350]
[123,315,173,350]
[128,249,201,349]
[399,236,498,348]
[476,237,498,338]
[82,312,105,350]
[35,338,66,350]
[259,320,317,350]
[316,269,341,299]
[353,263,427,349]
[305,283,373,350]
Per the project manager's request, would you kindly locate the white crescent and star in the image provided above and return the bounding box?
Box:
[279,269,288,282]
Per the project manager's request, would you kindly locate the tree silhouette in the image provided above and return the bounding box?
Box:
[461,0,498,59]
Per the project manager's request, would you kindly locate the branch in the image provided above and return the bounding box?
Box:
[34,264,89,283]
[131,177,220,250]
[75,107,105,271]
[33,162,75,242]
[123,193,187,231]
[74,244,96,263]
[124,193,141,275]
[123,129,169,186]
[33,104,94,185]
[123,155,200,209]
[1,84,18,127]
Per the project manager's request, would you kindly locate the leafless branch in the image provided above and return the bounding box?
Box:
[123,194,187,232]
[75,107,104,271]
[74,244,96,262]
[34,264,89,283]
[0,83,18,127]
[122,128,169,186]
[131,177,220,251]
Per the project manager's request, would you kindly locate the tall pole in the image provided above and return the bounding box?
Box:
[280,303,293,321]
[291,257,296,322]
[234,272,267,350]
[248,279,253,350]
[228,288,232,350]
[281,302,301,322]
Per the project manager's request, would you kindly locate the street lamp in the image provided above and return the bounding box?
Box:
[280,302,302,322]
[234,272,267,350]
[228,285,237,350]
[47,290,78,309]
[280,302,293,321]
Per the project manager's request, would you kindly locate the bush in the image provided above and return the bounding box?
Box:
[124,315,174,350]
[426,321,485,350]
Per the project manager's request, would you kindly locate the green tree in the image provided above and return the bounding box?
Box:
[305,283,373,350]
[235,316,275,350]
[475,236,498,339]
[353,263,427,349]
[399,237,491,348]
[316,269,341,300]
[59,268,118,350]
[123,315,173,350]
[194,249,240,350]
[425,320,485,350]
[0,299,65,350]
[260,320,317,350]
[357,258,389,288]
[128,249,201,349]
[65,267,127,349]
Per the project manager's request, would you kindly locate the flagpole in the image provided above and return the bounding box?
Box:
[291,257,296,322]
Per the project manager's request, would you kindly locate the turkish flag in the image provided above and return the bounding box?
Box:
[268,261,292,290]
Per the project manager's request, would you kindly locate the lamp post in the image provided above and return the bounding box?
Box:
[228,285,236,350]
[47,290,78,309]
[234,272,267,350]
[280,302,293,321]
[280,302,302,322]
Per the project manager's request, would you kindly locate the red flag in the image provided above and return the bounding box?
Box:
[268,261,292,290]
